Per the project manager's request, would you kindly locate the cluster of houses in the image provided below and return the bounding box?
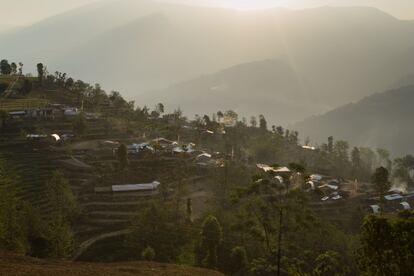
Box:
[256,164,298,189]
[305,174,345,201]
[26,133,74,143]
[8,104,100,120]
[124,137,219,167]
[256,164,348,201]
[369,191,414,214]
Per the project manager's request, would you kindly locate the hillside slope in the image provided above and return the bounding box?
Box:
[293,85,414,155]
[0,252,222,276]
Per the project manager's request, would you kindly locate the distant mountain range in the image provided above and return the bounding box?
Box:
[144,59,323,125]
[1,0,414,125]
[293,85,414,156]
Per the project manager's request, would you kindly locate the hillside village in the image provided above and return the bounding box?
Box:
[1,61,414,275]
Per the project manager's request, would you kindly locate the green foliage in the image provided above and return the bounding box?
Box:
[0,59,12,75]
[46,215,74,258]
[313,251,342,276]
[107,91,135,118]
[117,144,128,171]
[230,246,248,276]
[250,116,257,128]
[372,167,390,207]
[289,163,306,174]
[43,171,78,258]
[22,79,32,94]
[156,103,165,114]
[358,214,414,276]
[393,155,414,186]
[186,198,193,222]
[327,136,334,154]
[128,201,189,262]
[0,110,8,129]
[0,161,29,253]
[45,171,79,221]
[37,63,44,86]
[142,246,156,261]
[0,82,8,94]
[196,215,222,269]
[72,112,87,137]
[226,177,358,275]
[0,185,29,253]
[259,114,267,131]
[10,62,17,75]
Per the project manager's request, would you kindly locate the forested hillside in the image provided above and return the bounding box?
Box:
[294,85,414,156]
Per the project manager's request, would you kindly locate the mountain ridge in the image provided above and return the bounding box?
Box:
[293,85,414,155]
[2,2,414,124]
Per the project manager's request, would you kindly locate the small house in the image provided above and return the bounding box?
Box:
[302,145,316,151]
[370,205,381,214]
[400,201,411,211]
[64,108,80,117]
[152,138,174,146]
[310,174,323,182]
[127,143,154,154]
[9,110,27,119]
[196,153,212,163]
[101,140,120,148]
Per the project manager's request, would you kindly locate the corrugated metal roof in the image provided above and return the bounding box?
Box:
[112,181,160,192]
[384,194,403,201]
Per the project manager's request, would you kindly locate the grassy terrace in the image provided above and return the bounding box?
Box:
[0,142,61,208]
[0,98,49,111]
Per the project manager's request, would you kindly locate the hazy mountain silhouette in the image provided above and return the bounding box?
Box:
[0,0,159,63]
[1,1,414,123]
[142,59,323,125]
[294,85,414,156]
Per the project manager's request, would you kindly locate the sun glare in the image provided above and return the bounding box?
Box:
[163,0,287,10]
[221,0,282,10]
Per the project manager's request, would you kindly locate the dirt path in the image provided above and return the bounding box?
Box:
[1,252,223,276]
[72,229,132,261]
[3,75,20,98]
[81,201,141,207]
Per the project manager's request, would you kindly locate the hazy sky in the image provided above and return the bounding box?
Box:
[0,0,97,26]
[1,0,413,28]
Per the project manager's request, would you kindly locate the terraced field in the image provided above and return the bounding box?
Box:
[0,98,49,111]
[0,89,210,261]
[0,141,62,208]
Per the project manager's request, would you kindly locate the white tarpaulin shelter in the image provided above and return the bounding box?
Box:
[400,202,411,210]
[310,174,323,181]
[51,134,60,141]
[257,164,291,174]
[370,205,380,214]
